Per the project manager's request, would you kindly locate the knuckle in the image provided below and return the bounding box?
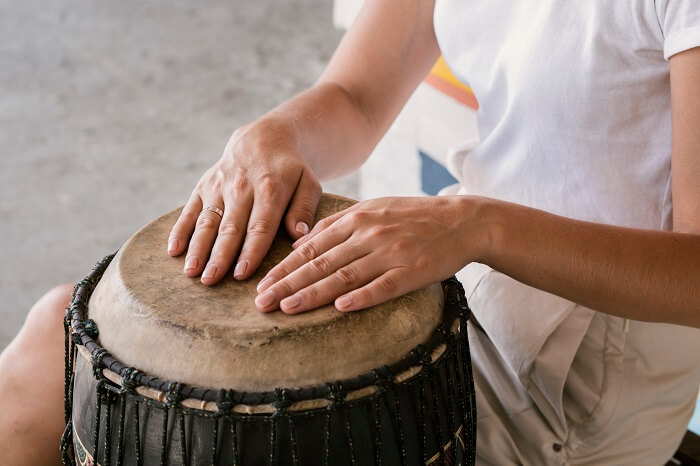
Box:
[302,286,319,301]
[232,175,250,195]
[309,255,332,275]
[296,242,318,261]
[378,275,398,294]
[257,174,284,199]
[247,220,273,236]
[335,266,359,286]
[414,254,431,270]
[273,280,295,297]
[218,222,241,236]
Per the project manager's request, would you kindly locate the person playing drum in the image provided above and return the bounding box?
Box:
[2,0,700,464]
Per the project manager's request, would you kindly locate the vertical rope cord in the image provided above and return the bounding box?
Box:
[92,380,104,463]
[210,415,220,466]
[344,404,357,466]
[231,416,239,466]
[159,407,169,466]
[288,416,299,466]
[63,313,72,426]
[212,388,232,466]
[390,383,408,466]
[134,400,141,466]
[61,309,76,466]
[115,393,126,466]
[428,371,447,464]
[103,392,113,466]
[443,346,457,442]
[461,324,477,466]
[418,378,428,464]
[268,417,277,466]
[179,411,187,466]
[323,410,331,466]
[371,397,383,466]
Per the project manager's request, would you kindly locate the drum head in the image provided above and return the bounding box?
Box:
[88,193,444,391]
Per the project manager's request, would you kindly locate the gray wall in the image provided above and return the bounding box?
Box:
[0,0,355,350]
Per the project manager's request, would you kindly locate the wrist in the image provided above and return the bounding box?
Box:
[456,195,507,266]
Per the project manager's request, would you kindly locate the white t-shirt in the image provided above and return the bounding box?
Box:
[433,0,700,463]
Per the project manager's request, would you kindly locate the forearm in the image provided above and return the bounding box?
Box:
[475,198,700,327]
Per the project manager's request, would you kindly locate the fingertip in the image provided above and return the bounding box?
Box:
[167,238,181,256]
[335,294,354,312]
[233,260,249,280]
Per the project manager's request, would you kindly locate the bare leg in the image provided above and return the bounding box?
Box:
[0,285,73,466]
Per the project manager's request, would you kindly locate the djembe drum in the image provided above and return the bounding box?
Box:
[61,193,476,466]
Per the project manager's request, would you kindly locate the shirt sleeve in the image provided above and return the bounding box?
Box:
[656,0,700,60]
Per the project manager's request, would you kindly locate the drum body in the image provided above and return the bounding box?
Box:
[61,194,476,466]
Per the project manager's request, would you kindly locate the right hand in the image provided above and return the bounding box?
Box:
[166,119,322,285]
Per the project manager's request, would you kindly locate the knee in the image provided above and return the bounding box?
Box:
[21,284,73,342]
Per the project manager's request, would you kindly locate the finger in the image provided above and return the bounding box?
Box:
[255,239,367,312]
[167,193,203,256]
[183,200,224,278]
[334,267,410,312]
[256,221,354,294]
[276,253,383,314]
[200,190,253,285]
[284,172,322,241]
[291,206,352,249]
[234,179,289,280]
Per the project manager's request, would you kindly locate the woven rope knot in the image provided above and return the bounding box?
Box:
[271,388,293,416]
[325,382,346,410]
[120,368,141,394]
[373,366,391,393]
[436,323,450,339]
[91,348,110,379]
[165,381,185,408]
[215,389,234,416]
[414,344,432,367]
[83,319,99,339]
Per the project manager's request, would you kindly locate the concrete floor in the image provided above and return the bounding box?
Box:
[0,0,356,350]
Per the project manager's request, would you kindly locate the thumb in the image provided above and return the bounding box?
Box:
[285,172,322,240]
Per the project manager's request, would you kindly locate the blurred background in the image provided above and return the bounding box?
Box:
[0,0,355,350]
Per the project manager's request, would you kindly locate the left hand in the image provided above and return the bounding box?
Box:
[254,196,487,313]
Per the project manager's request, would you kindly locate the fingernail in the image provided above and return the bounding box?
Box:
[202,264,217,280]
[282,294,301,311]
[185,256,198,271]
[234,260,248,279]
[257,276,276,293]
[336,295,353,310]
[295,221,309,235]
[168,238,179,253]
[255,290,276,308]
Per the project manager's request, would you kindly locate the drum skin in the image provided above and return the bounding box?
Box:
[63,194,477,466]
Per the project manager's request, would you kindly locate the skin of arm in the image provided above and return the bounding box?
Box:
[256,47,700,329]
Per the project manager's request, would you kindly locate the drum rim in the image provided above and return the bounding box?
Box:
[67,253,471,408]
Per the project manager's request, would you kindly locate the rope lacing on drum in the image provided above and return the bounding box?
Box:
[91,347,110,379]
[83,319,99,339]
[215,388,234,416]
[272,388,293,416]
[120,367,141,394]
[325,382,347,410]
[372,366,391,394]
[166,381,186,408]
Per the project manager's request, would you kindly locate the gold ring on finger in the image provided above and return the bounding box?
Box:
[200,205,224,219]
